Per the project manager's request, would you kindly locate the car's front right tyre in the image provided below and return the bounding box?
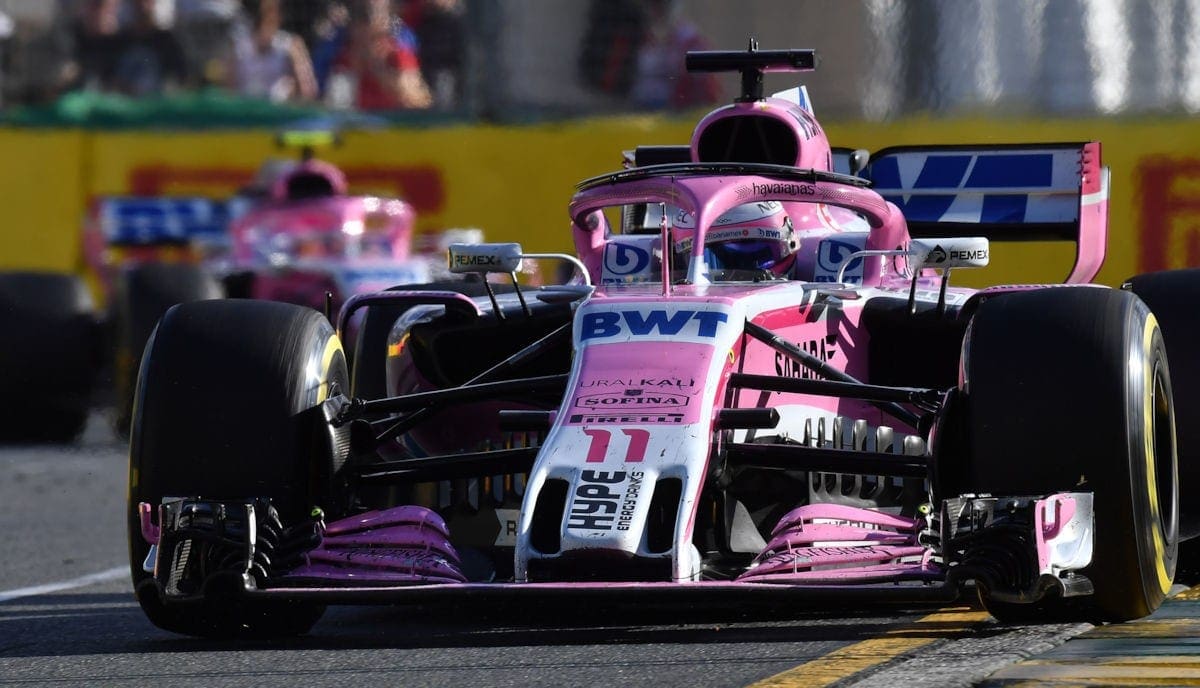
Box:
[127,299,348,637]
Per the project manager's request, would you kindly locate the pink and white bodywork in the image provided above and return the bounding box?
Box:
[506,153,1099,585]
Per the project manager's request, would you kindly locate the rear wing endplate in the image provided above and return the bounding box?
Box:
[861,142,1108,284]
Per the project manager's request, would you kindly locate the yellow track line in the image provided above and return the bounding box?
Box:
[984,586,1200,685]
[988,659,1200,685]
[747,607,992,688]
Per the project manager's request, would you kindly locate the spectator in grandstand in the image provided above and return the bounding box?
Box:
[227,0,318,102]
[108,0,190,96]
[578,0,718,111]
[578,0,643,99]
[0,9,11,107]
[174,0,242,85]
[399,0,466,110]
[627,0,719,110]
[279,0,332,54]
[177,0,242,18]
[59,0,123,93]
[324,0,431,110]
[309,1,355,95]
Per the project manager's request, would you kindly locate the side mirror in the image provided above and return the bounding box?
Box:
[848,149,869,176]
[909,237,989,271]
[447,242,524,274]
[447,242,593,288]
[906,237,989,316]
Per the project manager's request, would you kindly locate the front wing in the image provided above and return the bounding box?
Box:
[136,491,1094,609]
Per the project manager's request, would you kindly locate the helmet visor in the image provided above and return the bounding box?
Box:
[704,239,791,272]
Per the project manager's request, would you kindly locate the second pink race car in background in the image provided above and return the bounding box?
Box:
[84,132,471,433]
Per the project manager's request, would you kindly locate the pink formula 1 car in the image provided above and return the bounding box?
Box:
[127,45,1200,637]
[89,140,451,432]
[225,155,429,309]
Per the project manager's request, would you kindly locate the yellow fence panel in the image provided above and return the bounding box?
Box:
[0,129,86,271]
[2,116,1198,290]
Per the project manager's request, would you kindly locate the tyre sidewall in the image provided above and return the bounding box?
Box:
[1122,308,1177,614]
[1127,268,1200,540]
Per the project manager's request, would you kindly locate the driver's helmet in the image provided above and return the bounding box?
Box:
[271,159,348,202]
[674,200,798,278]
[702,223,797,275]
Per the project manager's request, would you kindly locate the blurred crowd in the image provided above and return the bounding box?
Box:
[579,0,718,111]
[0,0,724,116]
[5,0,466,110]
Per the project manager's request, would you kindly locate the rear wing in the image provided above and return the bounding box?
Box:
[861,142,1108,284]
[94,197,236,246]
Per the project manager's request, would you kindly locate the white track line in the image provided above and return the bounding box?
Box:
[0,566,127,603]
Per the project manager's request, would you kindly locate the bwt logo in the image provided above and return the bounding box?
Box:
[816,238,863,273]
[580,309,729,340]
[603,243,651,276]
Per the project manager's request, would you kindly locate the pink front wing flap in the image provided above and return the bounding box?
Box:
[285,506,467,585]
[739,503,941,584]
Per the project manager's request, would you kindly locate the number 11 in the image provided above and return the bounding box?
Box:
[582,428,650,463]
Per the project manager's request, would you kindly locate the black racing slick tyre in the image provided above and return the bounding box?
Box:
[0,272,98,442]
[112,262,223,436]
[960,287,1178,623]
[1126,269,1200,542]
[127,300,349,638]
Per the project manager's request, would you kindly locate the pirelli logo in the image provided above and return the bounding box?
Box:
[568,413,685,424]
[1140,159,1200,272]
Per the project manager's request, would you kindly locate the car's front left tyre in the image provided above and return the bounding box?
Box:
[958,287,1177,623]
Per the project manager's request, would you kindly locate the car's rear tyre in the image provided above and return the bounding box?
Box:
[128,299,349,637]
[112,262,223,436]
[0,272,98,442]
[959,287,1177,622]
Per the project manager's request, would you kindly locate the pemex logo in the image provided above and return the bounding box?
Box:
[928,244,948,264]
